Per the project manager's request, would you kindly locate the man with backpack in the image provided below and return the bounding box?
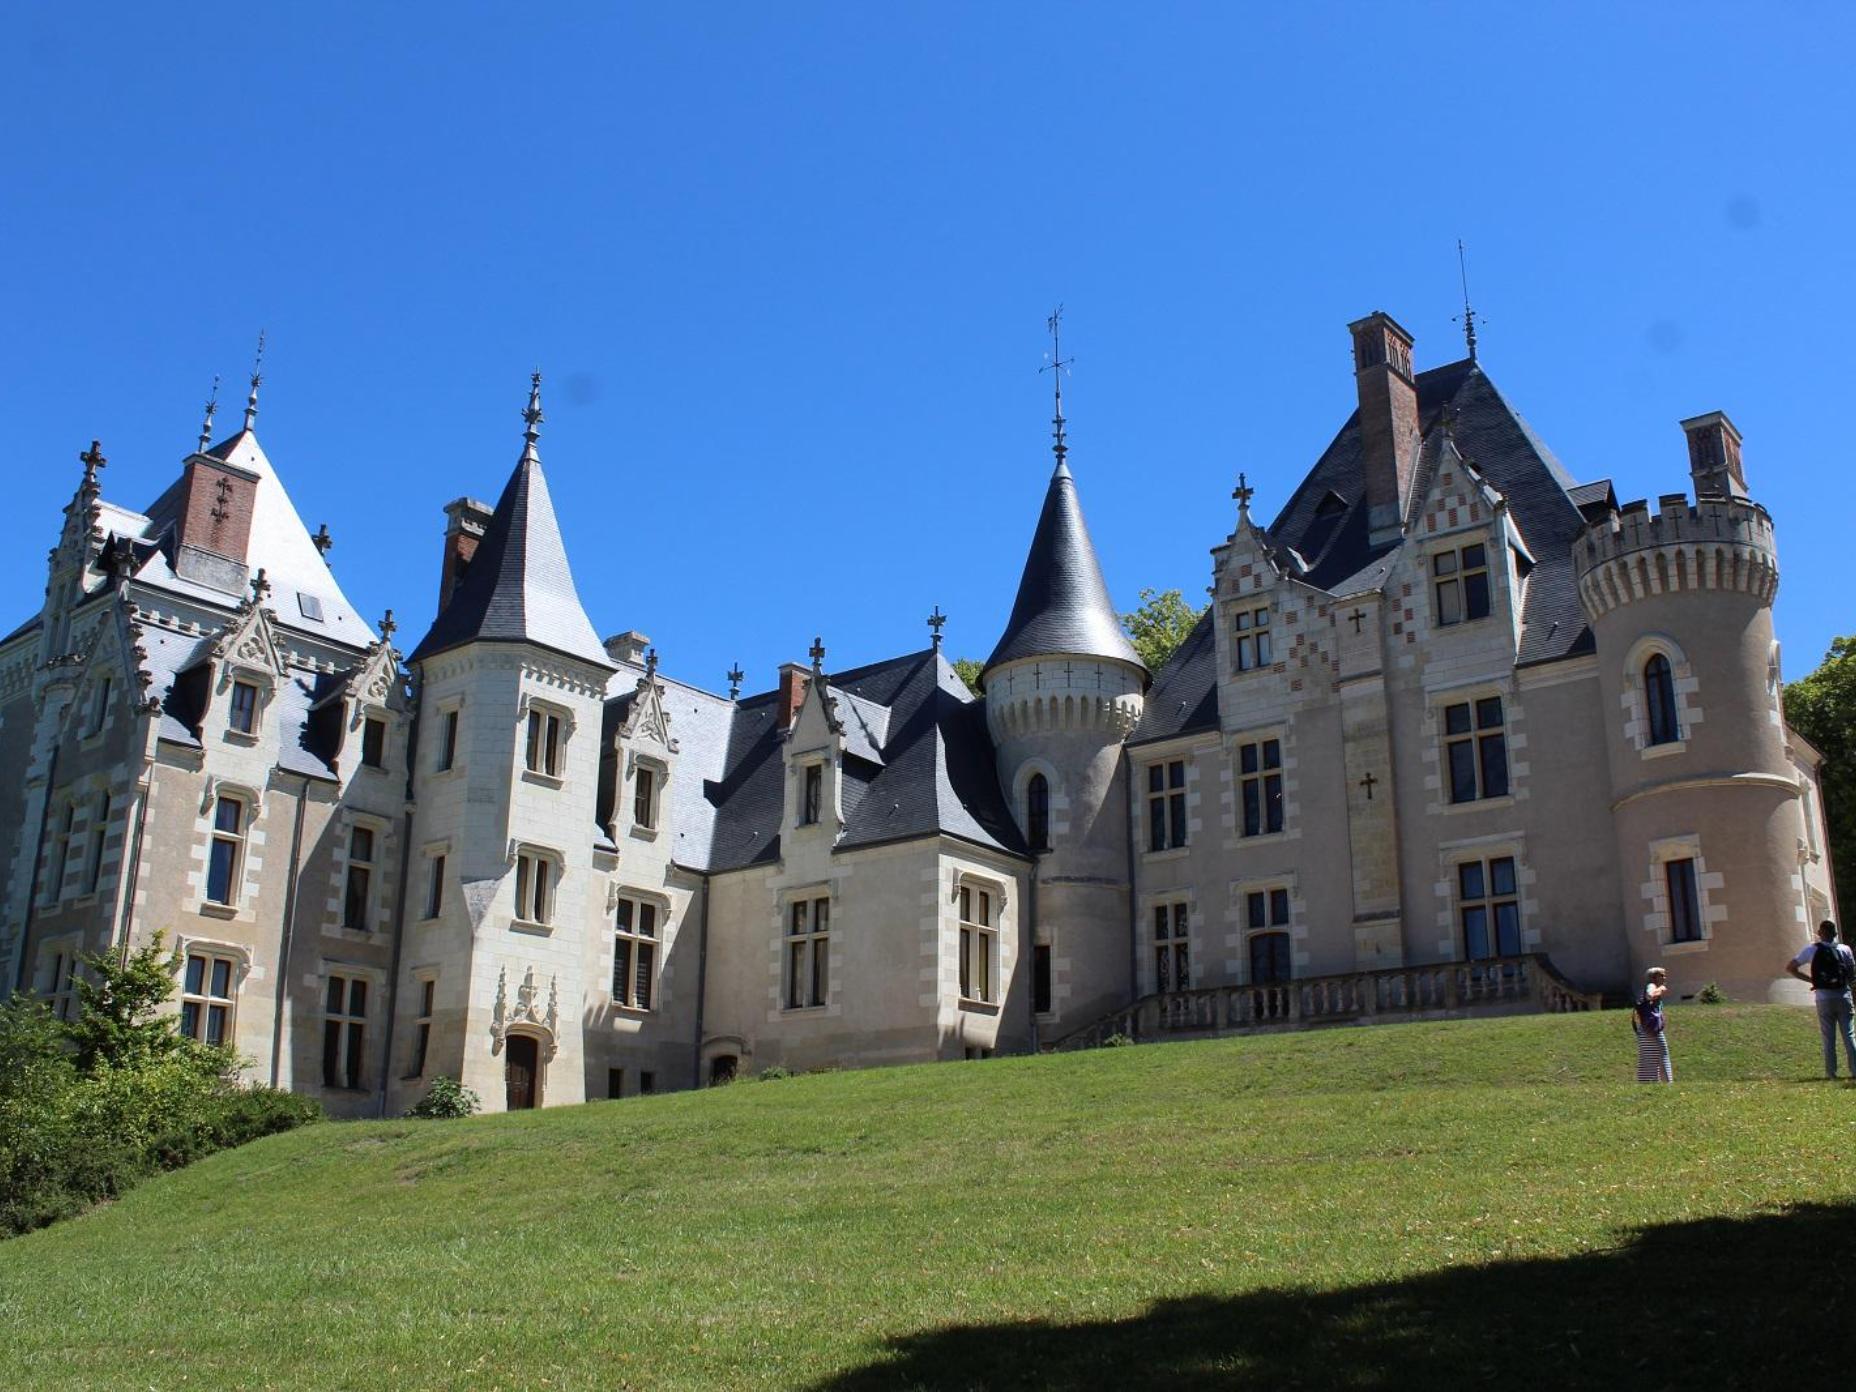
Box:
[1786,920,1856,1080]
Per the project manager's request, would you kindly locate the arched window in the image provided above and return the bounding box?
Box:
[1026,773,1050,851]
[1644,653,1679,746]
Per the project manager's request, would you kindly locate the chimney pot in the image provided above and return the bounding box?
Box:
[1679,411,1747,500]
[437,496,494,614]
[604,630,651,665]
[1347,311,1421,544]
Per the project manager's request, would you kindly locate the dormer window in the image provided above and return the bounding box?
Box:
[360,716,387,770]
[801,764,823,826]
[87,675,112,737]
[525,708,564,778]
[1433,543,1491,627]
[229,679,260,736]
[634,766,658,831]
[1233,607,1272,672]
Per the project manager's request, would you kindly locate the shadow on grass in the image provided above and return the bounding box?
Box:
[810,1202,1855,1390]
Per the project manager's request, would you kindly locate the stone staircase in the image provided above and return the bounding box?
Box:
[1044,953,1602,1052]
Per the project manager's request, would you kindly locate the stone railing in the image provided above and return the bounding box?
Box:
[1046,953,1600,1052]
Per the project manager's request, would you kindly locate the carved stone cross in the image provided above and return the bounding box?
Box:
[809,636,826,669]
[1350,608,1366,634]
[927,605,946,650]
[1232,471,1255,511]
[727,664,744,699]
[79,439,107,485]
[1360,770,1378,801]
[378,609,397,643]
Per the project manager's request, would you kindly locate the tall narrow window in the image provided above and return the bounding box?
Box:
[1247,887,1292,983]
[361,716,387,769]
[1033,941,1052,1015]
[525,709,563,777]
[608,1068,624,1100]
[634,766,658,831]
[342,825,376,930]
[1645,654,1680,746]
[85,792,110,893]
[88,675,112,736]
[437,708,459,771]
[514,850,554,925]
[1239,738,1284,837]
[1154,902,1190,993]
[959,885,998,1003]
[801,764,822,826]
[1146,760,1187,852]
[786,897,829,1008]
[179,953,236,1046]
[613,896,658,1010]
[1666,858,1703,943]
[205,795,245,905]
[409,977,435,1077]
[43,950,77,1022]
[424,853,446,919]
[228,679,259,735]
[1459,857,1521,960]
[53,803,77,898]
[1233,606,1273,672]
[1026,773,1050,852]
[1433,543,1491,627]
[1444,697,1509,804]
[322,975,367,1089]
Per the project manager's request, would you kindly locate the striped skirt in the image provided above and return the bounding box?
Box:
[1635,1029,1673,1083]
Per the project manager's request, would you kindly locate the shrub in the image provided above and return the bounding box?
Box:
[756,1065,793,1082]
[1697,982,1727,1005]
[408,1077,481,1119]
[1102,1033,1134,1048]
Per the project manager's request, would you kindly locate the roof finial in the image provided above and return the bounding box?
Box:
[311,522,333,556]
[1041,305,1072,475]
[243,331,265,431]
[927,604,947,651]
[197,375,220,453]
[250,567,271,603]
[1233,471,1255,521]
[727,663,744,700]
[645,646,659,681]
[378,609,397,643]
[1454,240,1479,362]
[521,370,543,461]
[79,439,107,493]
[809,636,826,672]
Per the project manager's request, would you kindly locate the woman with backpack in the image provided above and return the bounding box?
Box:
[1785,920,1856,1079]
[1632,967,1673,1083]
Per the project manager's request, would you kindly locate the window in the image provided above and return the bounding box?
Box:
[205,795,245,905]
[959,885,998,1003]
[1146,760,1187,852]
[409,978,434,1077]
[638,1071,656,1095]
[613,896,658,1010]
[801,763,822,826]
[1433,543,1491,626]
[1033,942,1052,1015]
[85,793,109,894]
[1645,654,1680,746]
[437,708,460,771]
[1459,857,1521,960]
[297,592,324,622]
[1246,888,1292,984]
[1154,902,1190,993]
[342,825,376,930]
[179,953,236,1046]
[43,950,77,1021]
[607,1068,624,1100]
[1666,858,1703,943]
[88,675,112,736]
[634,766,658,831]
[786,896,829,1009]
[1239,739,1284,837]
[53,803,77,898]
[228,679,260,735]
[1026,773,1050,852]
[1444,697,1509,804]
[322,975,368,1090]
[1233,606,1273,672]
[424,853,446,919]
[360,716,386,769]
[525,708,563,777]
[514,850,554,925]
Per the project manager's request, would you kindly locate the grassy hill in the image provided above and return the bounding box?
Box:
[1,1005,1851,1390]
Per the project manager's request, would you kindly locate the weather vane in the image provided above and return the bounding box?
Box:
[1040,306,1072,468]
[1454,240,1480,362]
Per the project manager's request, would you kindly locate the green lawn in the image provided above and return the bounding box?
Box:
[2,1006,1851,1390]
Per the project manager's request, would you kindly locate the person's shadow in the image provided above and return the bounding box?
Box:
[807,1201,1854,1390]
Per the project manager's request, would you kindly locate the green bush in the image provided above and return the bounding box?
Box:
[408,1076,480,1119]
[1697,982,1727,1004]
[756,1065,794,1082]
[1102,1032,1134,1048]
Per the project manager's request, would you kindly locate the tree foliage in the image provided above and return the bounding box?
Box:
[951,657,984,695]
[1784,635,1856,922]
[66,931,193,1074]
[1121,588,1207,673]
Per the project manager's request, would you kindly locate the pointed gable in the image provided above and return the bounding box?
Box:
[983,461,1145,684]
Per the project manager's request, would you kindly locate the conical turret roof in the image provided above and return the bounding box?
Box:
[983,460,1145,685]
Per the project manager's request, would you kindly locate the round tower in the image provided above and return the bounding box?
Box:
[1574,412,1806,1003]
[982,456,1147,1029]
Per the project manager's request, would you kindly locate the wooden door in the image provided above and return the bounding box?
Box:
[505,1036,539,1110]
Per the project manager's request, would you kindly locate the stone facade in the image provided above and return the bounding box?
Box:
[0,317,1837,1115]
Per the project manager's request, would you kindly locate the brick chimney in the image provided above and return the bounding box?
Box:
[172,455,260,592]
[1680,411,1747,500]
[438,497,493,614]
[1348,312,1421,545]
[777,662,810,729]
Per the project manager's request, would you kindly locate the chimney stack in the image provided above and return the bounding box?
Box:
[1680,412,1747,500]
[777,662,810,729]
[438,496,494,614]
[604,630,651,665]
[172,453,260,593]
[1348,311,1421,545]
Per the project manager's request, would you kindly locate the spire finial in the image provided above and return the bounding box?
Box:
[645,646,659,681]
[250,567,271,603]
[727,662,744,699]
[243,331,265,430]
[1041,305,1072,473]
[1454,240,1479,362]
[197,375,220,453]
[809,636,826,672]
[521,370,543,460]
[311,522,333,556]
[79,440,107,493]
[927,604,947,651]
[1233,471,1255,520]
[378,609,397,643]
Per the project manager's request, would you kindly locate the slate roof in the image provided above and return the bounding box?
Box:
[408,443,611,669]
[1132,358,1597,747]
[983,460,1146,685]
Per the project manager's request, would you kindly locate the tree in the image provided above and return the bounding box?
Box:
[1786,637,1856,924]
[65,931,194,1074]
[1121,588,1206,673]
[952,657,984,695]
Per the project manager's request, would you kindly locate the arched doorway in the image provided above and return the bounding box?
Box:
[505,1034,541,1110]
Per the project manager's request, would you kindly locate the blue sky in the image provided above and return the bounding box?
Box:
[3,3,1849,691]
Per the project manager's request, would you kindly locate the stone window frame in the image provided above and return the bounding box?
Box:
[799,760,824,826]
[511,843,562,930]
[1149,897,1192,995]
[81,786,112,898]
[420,841,449,922]
[81,667,116,744]
[1230,876,1303,984]
[44,796,79,906]
[626,751,668,841]
[612,887,670,1013]
[37,933,82,1022]
[1143,757,1190,855]
[321,968,376,1092]
[357,711,390,772]
[1428,536,1494,629]
[1235,731,1287,840]
[431,698,465,778]
[338,814,388,933]
[217,662,276,746]
[519,695,573,786]
[177,947,240,1047]
[1231,602,1275,674]
[200,779,261,917]
[1013,758,1063,853]
[404,969,438,1080]
[1641,834,1724,955]
[782,889,832,1012]
[1621,634,1701,761]
[1437,688,1513,810]
[956,873,1007,1007]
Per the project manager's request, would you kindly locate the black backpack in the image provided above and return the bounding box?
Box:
[1811,942,1852,992]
